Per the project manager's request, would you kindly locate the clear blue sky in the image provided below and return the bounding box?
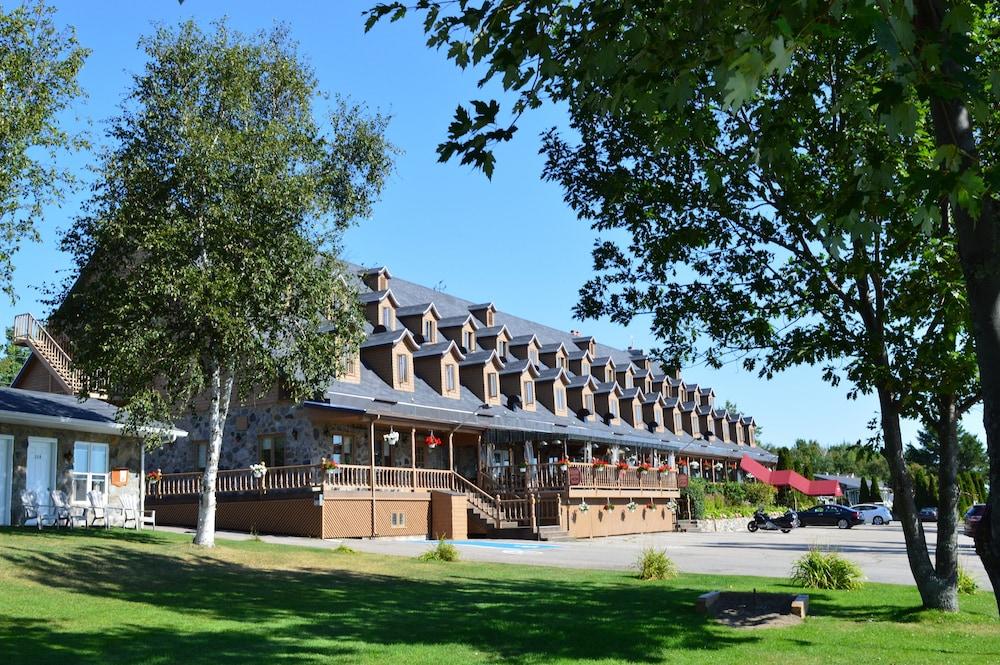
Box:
[1,0,985,449]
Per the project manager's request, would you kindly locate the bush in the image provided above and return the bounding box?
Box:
[790,548,864,590]
[635,547,678,581]
[958,567,979,595]
[680,478,706,519]
[332,543,356,554]
[417,538,459,562]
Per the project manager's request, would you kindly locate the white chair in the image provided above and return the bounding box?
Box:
[50,490,86,528]
[87,490,109,528]
[119,494,156,530]
[20,490,55,529]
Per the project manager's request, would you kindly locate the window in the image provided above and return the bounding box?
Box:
[625,374,634,388]
[606,368,613,382]
[581,362,590,375]
[499,340,509,358]
[397,354,409,383]
[391,511,407,528]
[382,306,393,329]
[488,372,499,397]
[529,349,539,365]
[260,434,286,466]
[345,356,357,375]
[584,393,595,413]
[331,434,352,464]
[523,380,535,405]
[195,441,208,470]
[555,388,566,411]
[463,330,474,350]
[558,356,567,370]
[609,399,618,416]
[72,442,109,503]
[424,319,435,342]
[446,363,456,391]
[634,405,643,424]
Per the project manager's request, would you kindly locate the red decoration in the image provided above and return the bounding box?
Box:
[592,459,608,469]
[424,434,443,448]
[637,462,652,474]
[616,461,630,471]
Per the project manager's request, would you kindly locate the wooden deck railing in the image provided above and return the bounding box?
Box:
[482,462,678,493]
[149,464,322,497]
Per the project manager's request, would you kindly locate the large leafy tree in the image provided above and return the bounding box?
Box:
[367,0,1000,610]
[0,0,86,299]
[0,327,29,386]
[53,21,393,547]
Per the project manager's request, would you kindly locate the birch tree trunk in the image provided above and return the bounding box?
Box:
[193,361,235,548]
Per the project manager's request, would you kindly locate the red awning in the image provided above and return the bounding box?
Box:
[740,455,842,497]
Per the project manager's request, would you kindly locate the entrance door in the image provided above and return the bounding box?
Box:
[26,437,56,506]
[0,435,12,526]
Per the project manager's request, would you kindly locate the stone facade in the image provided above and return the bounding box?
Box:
[5,423,141,526]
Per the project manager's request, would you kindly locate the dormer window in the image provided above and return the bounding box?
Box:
[488,372,498,397]
[581,361,590,375]
[529,349,539,365]
[555,388,566,411]
[625,375,633,389]
[499,340,509,358]
[424,320,435,343]
[463,330,474,350]
[558,357,567,370]
[634,405,642,424]
[606,368,613,382]
[445,364,456,391]
[382,306,394,330]
[397,354,409,383]
[524,380,535,405]
[584,394,594,413]
[609,399,618,417]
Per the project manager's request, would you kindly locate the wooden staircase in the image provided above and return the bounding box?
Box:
[12,313,85,394]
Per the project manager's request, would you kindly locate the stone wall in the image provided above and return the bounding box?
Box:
[6,423,141,525]
[677,517,752,533]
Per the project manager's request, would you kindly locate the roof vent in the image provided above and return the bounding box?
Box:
[372,325,387,334]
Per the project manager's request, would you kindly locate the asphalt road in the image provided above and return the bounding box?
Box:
[167,521,989,587]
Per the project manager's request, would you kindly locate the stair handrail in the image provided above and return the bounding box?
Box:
[12,312,83,391]
[450,471,502,524]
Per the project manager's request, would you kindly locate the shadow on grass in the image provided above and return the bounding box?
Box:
[1,534,753,665]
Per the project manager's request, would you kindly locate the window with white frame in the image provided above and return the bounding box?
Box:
[445,363,456,392]
[555,388,566,411]
[499,340,509,357]
[382,306,393,329]
[331,434,352,464]
[581,362,590,375]
[609,399,618,416]
[424,319,435,342]
[463,330,474,350]
[72,442,109,503]
[523,380,535,405]
[195,441,208,470]
[626,374,634,388]
[397,354,409,383]
[529,349,539,365]
[488,371,499,398]
[634,405,643,424]
[585,393,595,413]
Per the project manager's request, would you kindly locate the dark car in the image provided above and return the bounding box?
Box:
[797,504,864,529]
[964,504,985,538]
[918,507,938,522]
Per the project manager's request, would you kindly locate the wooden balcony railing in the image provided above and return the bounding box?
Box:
[481,462,679,493]
[12,312,85,393]
[148,464,322,497]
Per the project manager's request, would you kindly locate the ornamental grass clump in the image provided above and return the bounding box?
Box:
[333,543,356,554]
[790,548,863,590]
[958,566,979,595]
[635,547,677,581]
[418,538,459,562]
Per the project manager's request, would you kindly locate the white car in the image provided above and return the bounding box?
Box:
[852,503,893,525]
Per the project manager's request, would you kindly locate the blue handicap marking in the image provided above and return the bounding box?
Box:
[448,539,558,551]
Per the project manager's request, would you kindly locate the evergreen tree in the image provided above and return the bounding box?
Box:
[870,478,884,503]
[775,448,794,508]
[859,477,870,504]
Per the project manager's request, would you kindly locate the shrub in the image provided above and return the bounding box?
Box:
[635,548,677,581]
[958,567,979,595]
[790,548,863,590]
[742,482,777,507]
[333,543,356,554]
[418,538,459,562]
[680,478,706,519]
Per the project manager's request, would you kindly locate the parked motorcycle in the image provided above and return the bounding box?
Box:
[747,508,799,533]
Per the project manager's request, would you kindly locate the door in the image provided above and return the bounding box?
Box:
[0,435,12,526]
[26,437,56,507]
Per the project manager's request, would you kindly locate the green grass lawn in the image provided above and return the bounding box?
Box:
[0,528,997,664]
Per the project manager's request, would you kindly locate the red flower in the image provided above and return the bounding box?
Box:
[616,461,630,471]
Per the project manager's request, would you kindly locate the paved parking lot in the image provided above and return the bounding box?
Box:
[174,521,988,586]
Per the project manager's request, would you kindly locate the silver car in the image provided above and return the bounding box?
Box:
[852,503,893,525]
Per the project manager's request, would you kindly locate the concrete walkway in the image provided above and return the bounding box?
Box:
[160,523,988,586]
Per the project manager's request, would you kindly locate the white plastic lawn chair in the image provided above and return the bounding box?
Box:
[20,490,55,529]
[87,490,109,528]
[50,490,86,528]
[119,493,156,531]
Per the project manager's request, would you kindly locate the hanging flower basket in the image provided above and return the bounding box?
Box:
[603,502,615,512]
[656,464,669,474]
[250,462,268,479]
[383,431,400,446]
[626,501,638,512]
[557,458,570,471]
[578,501,590,513]
[644,502,655,511]
[321,458,340,477]
[424,434,443,449]
[636,462,652,476]
[616,461,630,472]
[518,463,528,473]
[592,459,608,469]
[146,469,162,485]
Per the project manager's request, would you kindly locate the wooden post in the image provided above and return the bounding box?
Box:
[448,431,455,473]
[410,427,417,490]
[369,419,376,537]
[529,492,537,535]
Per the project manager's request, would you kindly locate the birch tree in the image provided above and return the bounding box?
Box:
[52,20,393,547]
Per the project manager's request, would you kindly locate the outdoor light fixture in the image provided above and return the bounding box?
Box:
[689,461,700,469]
[714,462,724,470]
